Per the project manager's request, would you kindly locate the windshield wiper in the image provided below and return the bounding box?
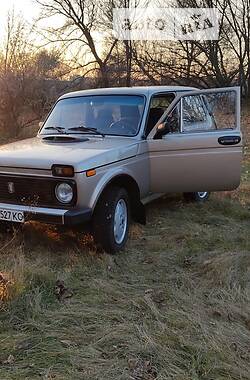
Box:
[45,126,67,134]
[68,126,105,137]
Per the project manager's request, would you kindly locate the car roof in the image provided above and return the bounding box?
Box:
[59,86,199,100]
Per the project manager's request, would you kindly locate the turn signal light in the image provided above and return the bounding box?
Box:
[52,165,74,177]
[86,169,96,177]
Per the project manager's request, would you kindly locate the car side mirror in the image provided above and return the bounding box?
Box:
[154,122,171,139]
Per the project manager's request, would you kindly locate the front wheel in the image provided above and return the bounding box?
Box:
[183,191,210,202]
[92,186,130,253]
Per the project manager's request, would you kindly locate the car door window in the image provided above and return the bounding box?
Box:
[182,91,237,132]
[182,95,214,132]
[148,88,239,139]
[202,91,237,130]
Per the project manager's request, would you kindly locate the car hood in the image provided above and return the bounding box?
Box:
[0,136,139,172]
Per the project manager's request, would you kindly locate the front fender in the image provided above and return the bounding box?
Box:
[89,166,138,210]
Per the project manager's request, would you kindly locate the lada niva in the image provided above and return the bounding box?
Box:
[0,86,242,252]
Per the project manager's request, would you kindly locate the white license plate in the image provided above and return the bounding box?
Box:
[0,209,24,223]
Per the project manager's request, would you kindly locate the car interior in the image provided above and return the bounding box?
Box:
[145,93,175,136]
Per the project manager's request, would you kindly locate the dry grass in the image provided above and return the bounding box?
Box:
[0,111,249,380]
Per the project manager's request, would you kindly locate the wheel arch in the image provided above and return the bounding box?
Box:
[93,173,146,225]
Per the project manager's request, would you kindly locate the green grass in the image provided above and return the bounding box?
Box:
[0,137,249,379]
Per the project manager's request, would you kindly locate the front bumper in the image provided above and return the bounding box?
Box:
[0,202,92,226]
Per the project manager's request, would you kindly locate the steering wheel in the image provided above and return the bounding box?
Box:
[109,117,138,135]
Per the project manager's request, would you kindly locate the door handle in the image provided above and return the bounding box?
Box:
[218,136,241,145]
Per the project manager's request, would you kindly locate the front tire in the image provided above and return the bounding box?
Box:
[183,191,210,202]
[92,186,130,253]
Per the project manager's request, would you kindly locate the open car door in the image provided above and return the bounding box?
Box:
[147,87,242,194]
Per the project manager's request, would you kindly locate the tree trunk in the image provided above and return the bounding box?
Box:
[124,40,132,87]
[99,63,109,87]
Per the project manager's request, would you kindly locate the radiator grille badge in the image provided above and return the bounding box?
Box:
[7,182,15,194]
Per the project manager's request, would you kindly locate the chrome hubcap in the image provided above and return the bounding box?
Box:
[114,199,128,244]
[197,192,208,199]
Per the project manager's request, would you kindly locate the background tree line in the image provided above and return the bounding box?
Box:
[0,0,249,138]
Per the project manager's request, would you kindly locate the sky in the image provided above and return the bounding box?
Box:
[0,0,104,58]
[0,0,40,40]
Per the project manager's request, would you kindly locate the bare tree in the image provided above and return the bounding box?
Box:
[0,10,66,137]
[36,0,120,86]
[134,0,250,96]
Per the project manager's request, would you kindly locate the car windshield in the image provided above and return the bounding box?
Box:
[41,95,145,137]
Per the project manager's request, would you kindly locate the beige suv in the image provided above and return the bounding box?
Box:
[0,86,242,252]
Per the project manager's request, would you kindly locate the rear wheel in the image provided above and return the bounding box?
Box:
[183,191,210,202]
[92,186,130,253]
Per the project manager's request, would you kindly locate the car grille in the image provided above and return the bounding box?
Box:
[0,175,76,208]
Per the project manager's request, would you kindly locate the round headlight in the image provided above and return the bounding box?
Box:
[55,183,73,203]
